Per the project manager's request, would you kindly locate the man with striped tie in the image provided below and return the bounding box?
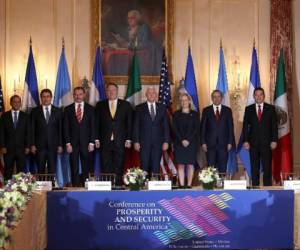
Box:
[242,87,278,186]
[64,87,95,186]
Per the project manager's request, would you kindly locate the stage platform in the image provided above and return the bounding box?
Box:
[8,188,300,250]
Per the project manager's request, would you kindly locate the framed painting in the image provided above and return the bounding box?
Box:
[91,0,174,84]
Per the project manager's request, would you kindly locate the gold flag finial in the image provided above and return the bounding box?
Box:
[253,37,256,48]
[62,37,65,48]
[220,38,223,48]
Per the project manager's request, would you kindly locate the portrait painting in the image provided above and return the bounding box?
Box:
[96,0,173,84]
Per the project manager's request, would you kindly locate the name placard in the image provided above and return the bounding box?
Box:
[283,180,300,190]
[148,181,172,190]
[87,181,112,191]
[36,181,52,191]
[224,180,247,190]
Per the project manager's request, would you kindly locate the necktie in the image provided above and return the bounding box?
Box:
[110,101,116,118]
[76,103,82,123]
[13,111,18,129]
[45,106,50,123]
[150,103,155,121]
[215,106,220,121]
[258,105,262,122]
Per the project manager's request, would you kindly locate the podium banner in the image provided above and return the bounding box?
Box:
[47,190,294,250]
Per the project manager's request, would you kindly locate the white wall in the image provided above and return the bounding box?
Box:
[0,0,91,106]
[173,0,270,142]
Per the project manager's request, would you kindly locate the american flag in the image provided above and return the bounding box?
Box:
[158,51,177,179]
[0,76,5,184]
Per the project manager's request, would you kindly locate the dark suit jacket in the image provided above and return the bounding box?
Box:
[242,103,278,146]
[0,110,29,151]
[30,105,62,150]
[133,102,170,148]
[63,102,95,148]
[95,99,133,147]
[200,105,234,147]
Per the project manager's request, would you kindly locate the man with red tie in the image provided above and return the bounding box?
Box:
[64,87,95,186]
[201,90,235,173]
[242,87,278,186]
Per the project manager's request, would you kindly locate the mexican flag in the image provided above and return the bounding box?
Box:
[272,49,293,183]
[126,51,142,105]
[124,51,142,170]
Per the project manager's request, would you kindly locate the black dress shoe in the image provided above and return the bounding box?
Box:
[186,186,192,189]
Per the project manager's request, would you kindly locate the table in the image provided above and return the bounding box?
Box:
[47,189,297,250]
[8,192,47,250]
[7,189,300,249]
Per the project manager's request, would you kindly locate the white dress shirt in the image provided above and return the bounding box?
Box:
[213,104,222,114]
[108,99,118,110]
[147,101,156,115]
[256,102,264,115]
[11,110,20,120]
[75,102,84,119]
[43,105,52,119]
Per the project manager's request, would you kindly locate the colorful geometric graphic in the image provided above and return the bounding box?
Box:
[154,193,234,245]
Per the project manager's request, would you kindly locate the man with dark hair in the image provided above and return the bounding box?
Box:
[0,95,30,179]
[201,90,235,173]
[242,87,278,186]
[64,87,95,186]
[95,83,133,186]
[133,87,170,177]
[30,89,63,174]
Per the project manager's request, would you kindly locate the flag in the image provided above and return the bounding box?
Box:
[53,41,72,187]
[272,49,293,182]
[158,51,177,179]
[22,38,40,111]
[126,52,142,105]
[53,43,72,107]
[0,76,5,184]
[89,45,106,177]
[184,46,199,111]
[237,46,261,177]
[89,45,106,106]
[124,51,142,170]
[216,45,238,176]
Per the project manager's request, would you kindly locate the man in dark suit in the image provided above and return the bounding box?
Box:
[133,87,170,177]
[64,87,95,186]
[95,83,133,186]
[242,87,278,186]
[30,89,63,174]
[0,95,30,180]
[201,90,235,173]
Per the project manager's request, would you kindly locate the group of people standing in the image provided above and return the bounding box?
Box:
[0,83,277,187]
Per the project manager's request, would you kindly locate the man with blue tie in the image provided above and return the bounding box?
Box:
[200,90,235,173]
[0,95,30,180]
[133,87,170,177]
[30,89,63,174]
